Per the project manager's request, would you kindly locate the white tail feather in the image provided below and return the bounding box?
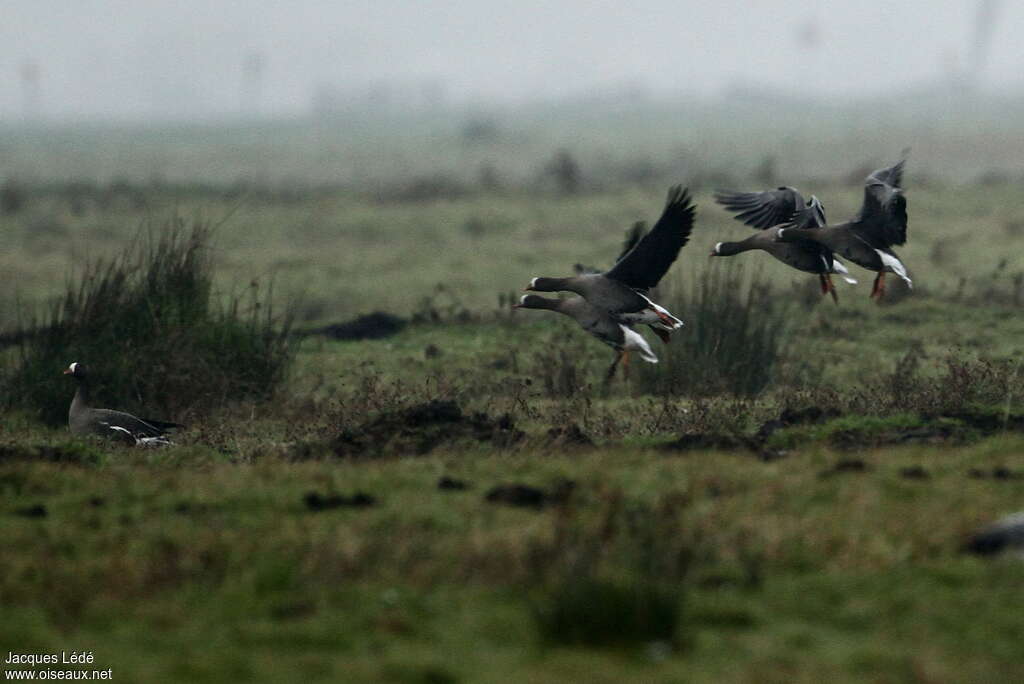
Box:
[875,250,912,288]
[830,259,857,284]
[621,326,658,364]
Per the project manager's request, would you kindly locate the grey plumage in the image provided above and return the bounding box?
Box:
[527,186,694,338]
[514,294,658,365]
[774,156,912,298]
[64,362,180,446]
[714,186,851,299]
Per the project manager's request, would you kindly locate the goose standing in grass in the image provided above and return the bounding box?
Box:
[712,187,856,303]
[514,295,657,381]
[64,362,180,446]
[774,157,911,300]
[525,185,696,342]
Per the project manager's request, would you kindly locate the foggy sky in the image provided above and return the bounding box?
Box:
[2,0,1019,121]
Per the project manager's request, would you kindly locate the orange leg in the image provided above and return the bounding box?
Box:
[826,273,838,305]
[621,350,631,380]
[819,274,829,295]
[870,272,886,301]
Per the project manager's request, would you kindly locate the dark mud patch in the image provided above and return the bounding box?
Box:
[829,423,959,449]
[13,504,47,518]
[755,406,841,443]
[302,311,406,341]
[899,465,930,480]
[819,458,869,478]
[0,443,105,465]
[663,432,749,452]
[304,491,377,511]
[485,479,576,509]
[438,476,468,491]
[544,423,595,450]
[307,400,523,459]
[968,466,1023,480]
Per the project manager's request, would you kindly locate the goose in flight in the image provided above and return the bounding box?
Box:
[713,186,855,302]
[525,185,696,341]
[775,157,910,300]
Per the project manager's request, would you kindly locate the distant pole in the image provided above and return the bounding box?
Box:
[241,52,266,117]
[968,0,1000,88]
[19,60,41,122]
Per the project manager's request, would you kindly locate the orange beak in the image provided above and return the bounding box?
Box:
[62,368,73,375]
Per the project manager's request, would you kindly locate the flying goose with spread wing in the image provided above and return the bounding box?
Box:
[712,186,856,302]
[525,185,696,342]
[775,157,911,300]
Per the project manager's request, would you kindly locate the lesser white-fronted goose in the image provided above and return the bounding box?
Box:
[775,157,911,300]
[713,187,855,302]
[514,294,657,380]
[64,362,180,446]
[525,186,696,342]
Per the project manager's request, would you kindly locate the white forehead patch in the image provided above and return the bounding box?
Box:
[529,277,538,288]
[519,295,530,305]
[68,362,78,373]
[714,242,723,254]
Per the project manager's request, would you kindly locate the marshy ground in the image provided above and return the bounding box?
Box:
[3,110,1024,682]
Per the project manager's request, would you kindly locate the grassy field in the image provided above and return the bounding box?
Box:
[3,109,1024,682]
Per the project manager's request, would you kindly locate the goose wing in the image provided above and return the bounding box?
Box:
[90,408,167,439]
[603,186,695,291]
[853,157,908,248]
[714,186,806,230]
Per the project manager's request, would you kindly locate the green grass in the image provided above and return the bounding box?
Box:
[2,429,1024,682]
[4,114,1024,681]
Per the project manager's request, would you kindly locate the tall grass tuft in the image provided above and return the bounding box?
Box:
[636,261,800,396]
[3,216,294,425]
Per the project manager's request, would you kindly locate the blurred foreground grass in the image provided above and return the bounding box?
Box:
[3,425,1024,683]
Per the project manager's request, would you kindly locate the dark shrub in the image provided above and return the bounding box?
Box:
[2,215,293,425]
[636,261,800,396]
[530,493,692,648]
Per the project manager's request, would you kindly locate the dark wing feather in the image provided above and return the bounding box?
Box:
[788,195,827,229]
[574,221,647,274]
[615,221,647,264]
[714,186,805,229]
[865,156,906,189]
[853,157,909,247]
[92,408,166,439]
[604,186,695,291]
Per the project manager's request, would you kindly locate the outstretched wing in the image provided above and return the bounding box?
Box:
[853,157,908,247]
[615,221,647,264]
[574,221,648,275]
[604,186,695,291]
[714,186,805,229]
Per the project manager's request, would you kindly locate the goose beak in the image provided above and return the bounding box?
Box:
[62,368,73,375]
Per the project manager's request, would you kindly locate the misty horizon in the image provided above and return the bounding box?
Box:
[1,0,1019,122]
